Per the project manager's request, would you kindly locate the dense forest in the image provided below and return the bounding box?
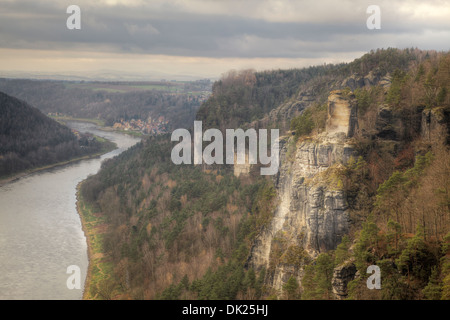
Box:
[78,48,449,300]
[0,91,115,178]
[196,48,423,132]
[0,79,210,129]
[80,135,275,299]
[195,67,337,130]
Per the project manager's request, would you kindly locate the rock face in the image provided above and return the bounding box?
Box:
[247,90,358,293]
[233,152,251,177]
[421,107,449,144]
[332,262,357,300]
[375,104,399,140]
[340,71,391,90]
[249,72,390,133]
[326,90,358,138]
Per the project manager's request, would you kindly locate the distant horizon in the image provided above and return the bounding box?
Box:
[4,47,448,83]
[0,69,213,82]
[0,51,363,82]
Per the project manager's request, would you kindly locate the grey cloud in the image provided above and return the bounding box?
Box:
[125,23,160,36]
[0,0,449,59]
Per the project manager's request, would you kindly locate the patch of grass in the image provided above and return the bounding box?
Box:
[49,115,105,127]
[91,87,128,93]
[77,187,120,300]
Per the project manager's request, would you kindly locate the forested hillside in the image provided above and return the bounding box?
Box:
[195,66,339,130]
[281,48,450,300]
[0,91,114,178]
[80,135,275,299]
[196,48,423,132]
[78,48,450,300]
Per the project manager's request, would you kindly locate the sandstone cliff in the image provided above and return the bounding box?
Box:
[331,262,357,300]
[421,106,450,145]
[249,72,391,133]
[247,89,358,293]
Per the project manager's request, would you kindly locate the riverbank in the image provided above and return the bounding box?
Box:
[0,138,116,187]
[76,183,101,300]
[77,182,120,300]
[100,126,145,137]
[49,115,106,127]
[0,121,140,299]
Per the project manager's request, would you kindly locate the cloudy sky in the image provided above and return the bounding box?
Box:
[0,0,449,80]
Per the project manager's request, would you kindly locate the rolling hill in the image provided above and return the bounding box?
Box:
[0,91,114,178]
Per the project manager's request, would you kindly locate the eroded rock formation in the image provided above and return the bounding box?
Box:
[332,262,357,300]
[247,90,358,293]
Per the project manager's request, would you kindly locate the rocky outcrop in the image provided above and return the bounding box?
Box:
[340,71,391,90]
[421,106,449,144]
[331,262,357,300]
[250,89,315,131]
[326,90,358,138]
[374,104,448,145]
[247,90,358,293]
[250,72,390,133]
[375,104,399,140]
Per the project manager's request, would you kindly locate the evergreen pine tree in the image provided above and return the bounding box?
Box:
[283,276,300,300]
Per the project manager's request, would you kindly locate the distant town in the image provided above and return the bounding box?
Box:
[47,113,170,136]
[112,116,169,135]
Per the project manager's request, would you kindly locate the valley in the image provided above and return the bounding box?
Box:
[1,48,449,301]
[75,49,449,300]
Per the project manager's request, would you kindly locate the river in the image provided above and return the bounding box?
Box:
[0,122,140,300]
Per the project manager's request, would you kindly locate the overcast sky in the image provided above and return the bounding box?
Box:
[0,0,449,80]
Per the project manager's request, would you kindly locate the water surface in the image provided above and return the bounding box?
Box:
[0,122,140,299]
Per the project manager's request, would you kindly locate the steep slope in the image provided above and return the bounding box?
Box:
[247,90,359,291]
[77,48,450,300]
[248,50,450,300]
[0,91,112,178]
[199,48,418,134]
